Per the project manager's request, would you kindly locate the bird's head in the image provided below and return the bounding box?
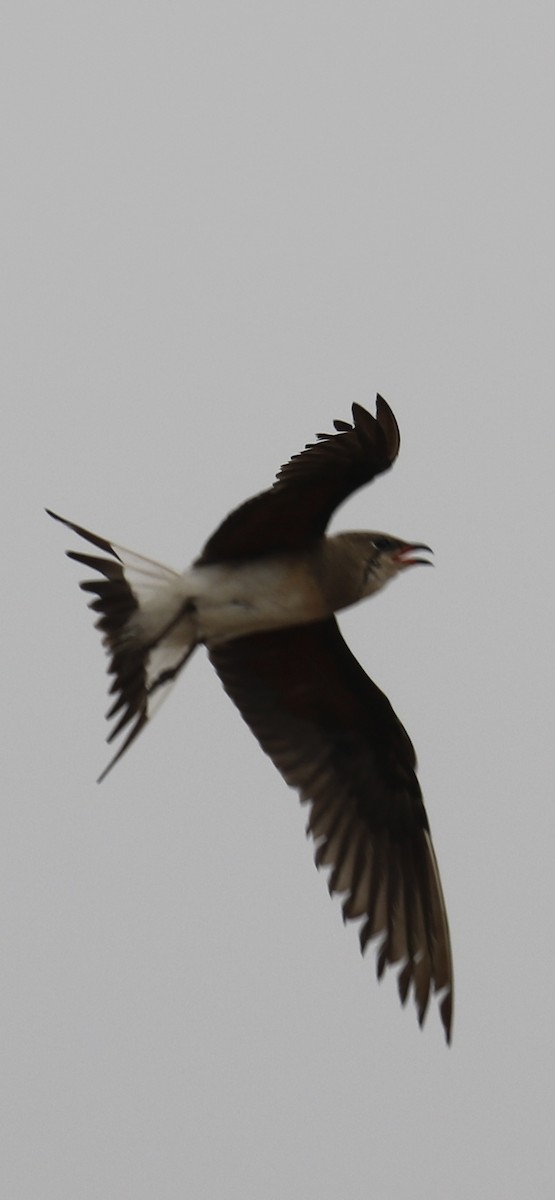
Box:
[360,533,433,596]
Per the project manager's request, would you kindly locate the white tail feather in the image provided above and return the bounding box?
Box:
[47,510,196,778]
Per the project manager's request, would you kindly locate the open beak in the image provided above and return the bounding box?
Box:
[393,542,434,569]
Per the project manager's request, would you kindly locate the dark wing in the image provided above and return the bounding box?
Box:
[197,396,400,564]
[209,618,453,1042]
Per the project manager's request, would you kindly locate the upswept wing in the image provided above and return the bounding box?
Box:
[197,396,400,564]
[209,618,453,1042]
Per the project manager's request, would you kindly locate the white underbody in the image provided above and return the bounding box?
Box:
[60,521,402,753]
[128,555,330,652]
[107,551,333,718]
[98,533,376,718]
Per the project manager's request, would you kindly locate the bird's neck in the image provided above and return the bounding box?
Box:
[310,533,374,613]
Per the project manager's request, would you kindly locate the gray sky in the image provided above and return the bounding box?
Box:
[4,2,555,1197]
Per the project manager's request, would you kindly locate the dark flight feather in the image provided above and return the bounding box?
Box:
[197,396,400,564]
[209,618,453,1042]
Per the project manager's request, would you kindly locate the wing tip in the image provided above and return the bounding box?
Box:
[375,394,401,461]
[439,986,454,1045]
[349,395,400,465]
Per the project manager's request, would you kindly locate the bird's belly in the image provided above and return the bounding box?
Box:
[185,558,329,643]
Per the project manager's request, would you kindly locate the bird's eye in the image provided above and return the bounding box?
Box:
[371,536,395,552]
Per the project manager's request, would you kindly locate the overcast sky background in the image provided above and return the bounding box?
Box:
[4,2,555,1197]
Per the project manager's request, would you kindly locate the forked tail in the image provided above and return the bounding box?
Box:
[47,510,196,780]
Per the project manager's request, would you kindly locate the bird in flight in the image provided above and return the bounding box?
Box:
[47,395,453,1041]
